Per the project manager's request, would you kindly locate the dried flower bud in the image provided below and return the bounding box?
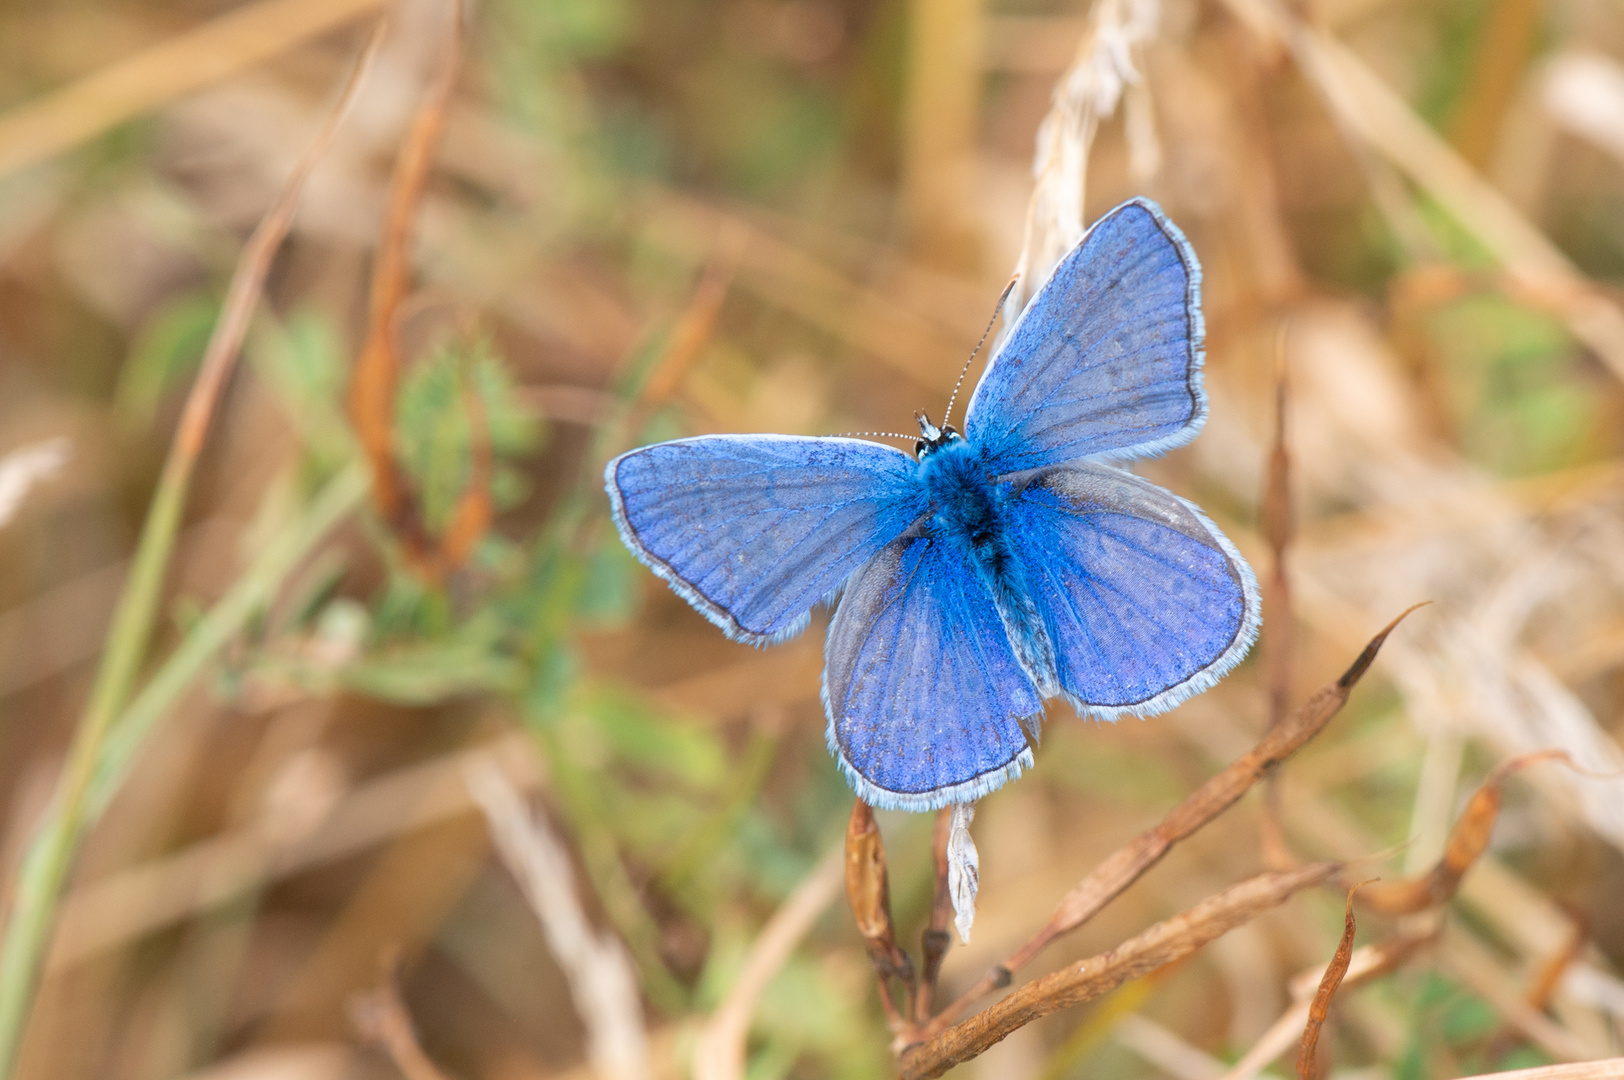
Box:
[948,803,979,944]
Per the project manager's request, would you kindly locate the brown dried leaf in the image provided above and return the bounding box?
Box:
[1298,881,1373,1080]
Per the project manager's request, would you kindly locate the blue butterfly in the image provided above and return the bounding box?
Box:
[605,198,1260,812]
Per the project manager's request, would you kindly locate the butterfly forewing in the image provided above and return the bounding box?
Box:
[607,435,926,645]
[965,199,1206,474]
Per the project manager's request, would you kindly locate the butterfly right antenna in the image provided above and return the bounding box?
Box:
[944,275,1020,427]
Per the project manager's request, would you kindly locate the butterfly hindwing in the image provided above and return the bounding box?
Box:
[1001,462,1260,715]
[965,199,1205,474]
[823,534,1041,812]
[606,435,927,645]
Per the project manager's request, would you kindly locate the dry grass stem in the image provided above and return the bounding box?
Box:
[1223,930,1436,1080]
[0,0,388,179]
[0,33,381,1075]
[466,761,651,1080]
[53,733,538,970]
[915,807,954,1025]
[1112,1013,1225,1080]
[641,222,749,406]
[1450,1061,1624,1080]
[692,847,843,1080]
[1006,0,1159,320]
[348,0,488,582]
[1214,0,1624,379]
[1440,924,1601,1061]
[1260,345,1298,871]
[1487,912,1592,1060]
[898,863,1341,1080]
[9,0,1624,1075]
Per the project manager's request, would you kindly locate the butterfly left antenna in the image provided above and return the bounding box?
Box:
[944,275,1020,427]
[832,430,916,441]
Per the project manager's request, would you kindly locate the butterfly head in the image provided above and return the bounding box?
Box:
[914,411,962,459]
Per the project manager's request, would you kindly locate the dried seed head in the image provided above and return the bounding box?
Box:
[948,803,979,944]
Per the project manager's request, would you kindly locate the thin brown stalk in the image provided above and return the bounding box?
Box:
[1439,924,1599,1061]
[843,800,915,1032]
[435,357,493,571]
[641,222,748,405]
[1525,911,1589,1015]
[914,807,953,1025]
[1485,910,1590,1061]
[925,605,1421,1034]
[1260,335,1298,871]
[349,0,484,583]
[1298,881,1373,1080]
[898,863,1341,1080]
[1260,347,1294,730]
[1222,928,1436,1080]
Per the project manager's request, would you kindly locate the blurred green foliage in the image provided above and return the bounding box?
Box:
[1430,293,1599,475]
[1391,972,1551,1080]
[394,337,540,532]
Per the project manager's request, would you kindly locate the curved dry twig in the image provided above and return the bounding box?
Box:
[467,761,651,1080]
[1297,881,1374,1080]
[692,846,844,1080]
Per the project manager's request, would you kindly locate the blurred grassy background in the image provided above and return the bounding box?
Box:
[0,0,1623,1078]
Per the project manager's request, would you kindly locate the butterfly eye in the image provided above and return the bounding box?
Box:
[914,440,927,456]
